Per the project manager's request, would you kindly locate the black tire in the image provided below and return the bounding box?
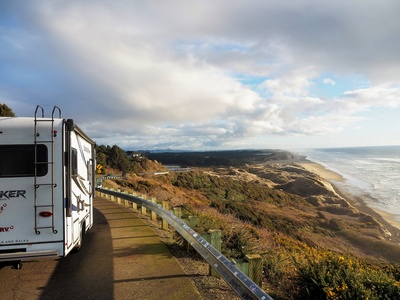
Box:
[73,223,84,252]
[12,261,22,270]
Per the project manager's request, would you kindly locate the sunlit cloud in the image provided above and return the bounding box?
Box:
[1,0,400,149]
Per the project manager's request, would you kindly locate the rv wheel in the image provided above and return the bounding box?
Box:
[12,261,22,270]
[74,222,86,252]
[73,222,84,252]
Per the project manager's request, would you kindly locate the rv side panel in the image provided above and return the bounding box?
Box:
[0,111,95,263]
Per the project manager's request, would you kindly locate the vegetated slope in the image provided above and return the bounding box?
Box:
[101,151,400,299]
[145,149,301,166]
[96,144,167,174]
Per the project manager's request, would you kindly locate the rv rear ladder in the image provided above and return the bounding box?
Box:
[33,105,61,235]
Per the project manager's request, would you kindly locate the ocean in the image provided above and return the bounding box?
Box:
[297,145,400,220]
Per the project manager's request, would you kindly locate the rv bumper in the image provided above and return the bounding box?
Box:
[0,250,59,262]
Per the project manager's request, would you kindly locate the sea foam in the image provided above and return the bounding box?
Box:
[297,146,400,219]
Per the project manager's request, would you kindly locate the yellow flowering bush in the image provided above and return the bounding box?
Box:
[292,249,400,299]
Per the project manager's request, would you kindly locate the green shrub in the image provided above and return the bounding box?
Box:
[293,250,400,299]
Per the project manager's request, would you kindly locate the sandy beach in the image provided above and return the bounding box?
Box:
[298,161,344,182]
[299,160,400,231]
[371,208,400,230]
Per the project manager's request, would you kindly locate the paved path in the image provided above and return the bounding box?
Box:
[95,197,203,300]
[0,197,203,300]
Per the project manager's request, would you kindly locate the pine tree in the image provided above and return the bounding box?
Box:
[0,102,16,117]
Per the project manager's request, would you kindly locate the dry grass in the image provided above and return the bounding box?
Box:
[102,162,400,299]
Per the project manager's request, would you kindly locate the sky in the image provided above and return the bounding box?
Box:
[1,0,400,151]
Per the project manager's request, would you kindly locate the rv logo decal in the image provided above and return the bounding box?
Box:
[0,225,14,232]
[0,203,7,214]
[0,190,26,200]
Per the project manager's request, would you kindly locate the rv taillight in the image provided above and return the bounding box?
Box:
[53,130,58,137]
[39,211,53,217]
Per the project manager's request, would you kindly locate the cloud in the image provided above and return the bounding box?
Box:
[342,85,400,108]
[1,0,400,149]
[323,78,336,86]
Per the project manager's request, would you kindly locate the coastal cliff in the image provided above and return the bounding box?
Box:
[101,149,400,299]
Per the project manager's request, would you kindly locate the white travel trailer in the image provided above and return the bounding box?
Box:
[0,106,95,269]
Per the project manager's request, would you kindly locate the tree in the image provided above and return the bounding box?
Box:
[108,145,131,172]
[0,102,16,117]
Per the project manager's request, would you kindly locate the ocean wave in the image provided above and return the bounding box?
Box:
[299,146,400,216]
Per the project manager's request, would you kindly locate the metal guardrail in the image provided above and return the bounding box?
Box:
[96,187,273,300]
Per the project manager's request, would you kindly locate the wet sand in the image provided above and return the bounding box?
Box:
[372,208,400,231]
[298,160,400,231]
[298,161,344,182]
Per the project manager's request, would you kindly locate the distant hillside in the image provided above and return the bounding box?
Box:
[96,144,167,174]
[145,149,303,167]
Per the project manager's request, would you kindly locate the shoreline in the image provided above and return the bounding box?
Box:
[297,161,344,182]
[297,159,400,232]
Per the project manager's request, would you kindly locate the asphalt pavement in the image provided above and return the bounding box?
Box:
[94,197,203,300]
[0,197,203,300]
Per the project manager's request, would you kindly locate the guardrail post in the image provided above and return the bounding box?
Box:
[141,195,147,215]
[151,198,157,221]
[117,189,121,204]
[188,216,199,228]
[162,201,169,230]
[129,192,137,210]
[209,230,221,278]
[173,207,182,219]
[201,230,222,278]
[232,258,249,276]
[245,254,263,287]
[110,188,115,201]
[182,216,198,228]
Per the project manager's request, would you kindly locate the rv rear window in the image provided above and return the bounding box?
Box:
[0,144,48,177]
[71,148,78,175]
